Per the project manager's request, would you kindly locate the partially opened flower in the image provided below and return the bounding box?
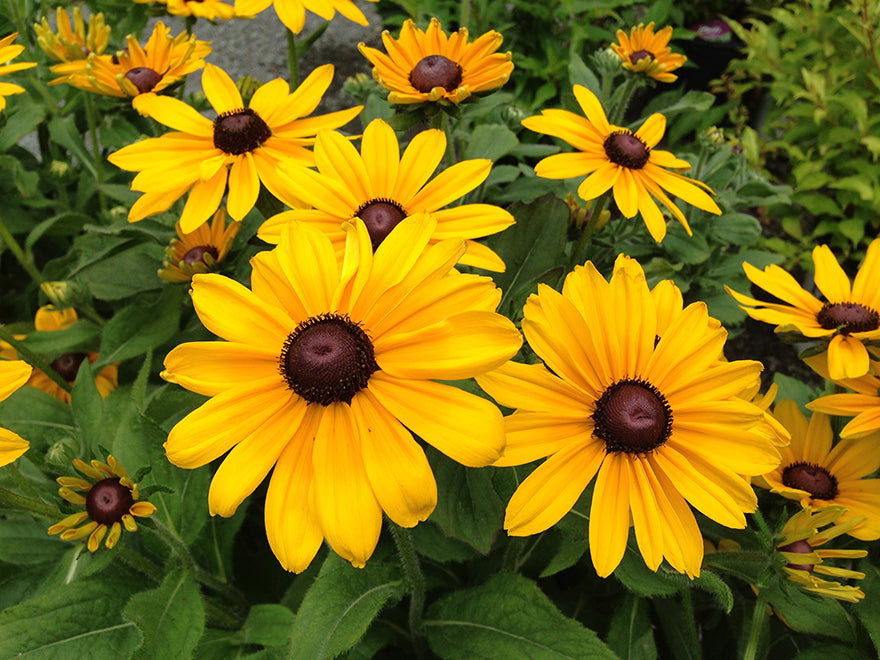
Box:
[108,63,362,231]
[48,455,157,551]
[34,7,110,88]
[84,22,211,105]
[359,18,513,105]
[258,118,514,271]
[0,33,37,111]
[159,207,241,283]
[611,23,687,83]
[235,0,373,35]
[5,306,118,404]
[777,506,867,602]
[161,215,522,571]
[0,360,32,467]
[477,255,781,578]
[757,399,880,540]
[522,85,721,242]
[727,239,880,380]
[136,0,236,21]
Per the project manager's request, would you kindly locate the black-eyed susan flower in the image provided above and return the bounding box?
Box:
[0,360,32,467]
[611,22,687,83]
[159,207,241,283]
[757,399,880,540]
[776,506,867,602]
[0,33,37,111]
[34,7,110,88]
[727,239,880,381]
[808,375,880,441]
[358,18,514,105]
[258,118,514,271]
[108,63,362,232]
[235,0,373,35]
[161,214,522,571]
[476,255,782,578]
[48,455,157,551]
[6,306,118,404]
[136,0,237,21]
[84,22,211,106]
[522,85,721,242]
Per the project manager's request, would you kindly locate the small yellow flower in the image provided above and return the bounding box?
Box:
[611,23,687,83]
[235,0,375,35]
[49,455,158,551]
[776,506,867,602]
[159,208,241,283]
[34,7,110,63]
[0,33,37,111]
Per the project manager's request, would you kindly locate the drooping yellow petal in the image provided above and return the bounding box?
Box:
[589,454,631,578]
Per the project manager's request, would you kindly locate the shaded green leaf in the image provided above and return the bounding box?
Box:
[97,286,184,368]
[463,124,519,162]
[607,594,657,660]
[241,604,295,647]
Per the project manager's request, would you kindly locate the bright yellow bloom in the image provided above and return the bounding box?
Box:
[235,0,375,35]
[135,0,237,21]
[48,455,158,551]
[0,360,32,467]
[4,306,118,404]
[34,7,110,89]
[611,23,687,83]
[757,400,880,540]
[108,63,362,232]
[727,239,880,380]
[522,85,721,242]
[777,506,867,602]
[161,215,522,571]
[358,18,513,104]
[83,22,211,105]
[159,207,241,283]
[258,118,514,271]
[477,255,782,578]
[805,353,880,440]
[0,33,37,111]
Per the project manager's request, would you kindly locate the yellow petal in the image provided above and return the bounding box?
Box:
[589,454,631,578]
[812,244,852,302]
[0,427,28,467]
[827,334,870,380]
[162,341,280,397]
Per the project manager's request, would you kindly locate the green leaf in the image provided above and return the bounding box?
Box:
[124,569,205,660]
[710,213,762,245]
[0,96,48,151]
[463,124,519,162]
[567,52,601,96]
[289,553,404,660]
[0,516,66,565]
[21,320,101,356]
[97,286,184,368]
[48,115,98,179]
[614,545,685,597]
[424,573,617,659]
[692,569,734,614]
[241,604,295,647]
[71,360,105,450]
[765,580,856,642]
[0,579,142,658]
[829,175,874,201]
[0,384,75,438]
[606,594,658,660]
[78,244,164,300]
[854,561,880,655]
[652,593,700,660]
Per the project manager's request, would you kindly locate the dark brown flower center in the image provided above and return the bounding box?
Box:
[86,477,134,525]
[124,67,162,94]
[629,50,655,64]
[183,245,219,265]
[409,55,463,93]
[213,108,272,155]
[280,313,378,405]
[356,199,407,251]
[816,302,880,334]
[782,462,838,500]
[779,539,814,573]
[592,379,672,454]
[604,131,650,169]
[50,352,88,381]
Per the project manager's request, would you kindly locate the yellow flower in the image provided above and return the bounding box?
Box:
[82,22,211,104]
[777,506,867,603]
[0,33,37,111]
[159,207,241,283]
[476,255,781,578]
[135,0,237,21]
[358,18,513,104]
[522,85,721,242]
[161,215,522,571]
[0,360,32,467]
[107,63,362,232]
[728,239,880,380]
[805,355,880,440]
[258,118,514,271]
[34,6,110,88]
[235,0,374,35]
[757,399,880,540]
[48,455,158,552]
[611,23,687,83]
[10,306,118,404]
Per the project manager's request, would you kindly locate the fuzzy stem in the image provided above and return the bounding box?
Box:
[389,522,429,659]
[568,189,612,271]
[0,485,62,520]
[286,30,299,87]
[0,211,45,285]
[743,591,769,660]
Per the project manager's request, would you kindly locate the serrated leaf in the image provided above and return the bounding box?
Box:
[0,579,142,658]
[124,569,205,660]
[424,573,616,659]
[289,553,404,660]
[606,594,657,660]
[97,287,183,367]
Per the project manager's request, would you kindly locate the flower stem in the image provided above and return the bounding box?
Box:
[389,522,429,659]
[0,485,62,520]
[286,30,299,87]
[609,76,642,126]
[743,591,769,660]
[0,211,45,285]
[568,189,612,271]
[0,325,73,394]
[83,93,107,213]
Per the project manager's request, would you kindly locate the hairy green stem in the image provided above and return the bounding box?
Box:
[286,30,299,87]
[389,522,429,659]
[0,212,45,285]
[568,189,612,271]
[83,93,107,213]
[0,485,62,520]
[743,591,768,660]
[0,325,73,394]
